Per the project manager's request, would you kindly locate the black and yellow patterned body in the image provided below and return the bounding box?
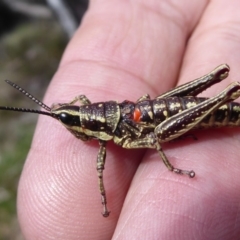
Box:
[1,64,240,217]
[47,64,240,217]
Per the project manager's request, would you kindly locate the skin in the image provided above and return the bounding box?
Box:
[18,0,240,239]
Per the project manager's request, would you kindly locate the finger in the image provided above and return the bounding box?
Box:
[176,0,240,203]
[115,1,240,239]
[17,1,203,239]
[181,0,240,92]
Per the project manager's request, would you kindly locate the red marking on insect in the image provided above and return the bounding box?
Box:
[133,108,141,122]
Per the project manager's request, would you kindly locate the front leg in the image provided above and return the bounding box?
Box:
[69,95,91,105]
[96,140,110,217]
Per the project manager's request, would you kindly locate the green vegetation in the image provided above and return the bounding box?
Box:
[0,19,67,239]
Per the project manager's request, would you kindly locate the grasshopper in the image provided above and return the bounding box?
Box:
[1,64,240,217]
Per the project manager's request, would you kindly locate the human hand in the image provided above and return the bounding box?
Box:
[18,1,240,239]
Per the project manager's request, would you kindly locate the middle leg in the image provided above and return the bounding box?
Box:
[121,133,195,177]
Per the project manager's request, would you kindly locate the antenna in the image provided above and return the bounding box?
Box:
[0,80,56,118]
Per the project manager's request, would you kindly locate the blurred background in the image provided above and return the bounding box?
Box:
[0,0,88,239]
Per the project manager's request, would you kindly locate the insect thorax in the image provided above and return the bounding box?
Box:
[55,101,121,141]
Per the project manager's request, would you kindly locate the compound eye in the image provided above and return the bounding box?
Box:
[58,112,80,126]
[59,112,72,125]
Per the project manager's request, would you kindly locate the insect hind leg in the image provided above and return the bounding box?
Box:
[155,82,240,143]
[157,64,230,98]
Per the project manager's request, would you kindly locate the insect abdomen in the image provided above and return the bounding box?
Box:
[199,101,240,128]
[134,97,240,128]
